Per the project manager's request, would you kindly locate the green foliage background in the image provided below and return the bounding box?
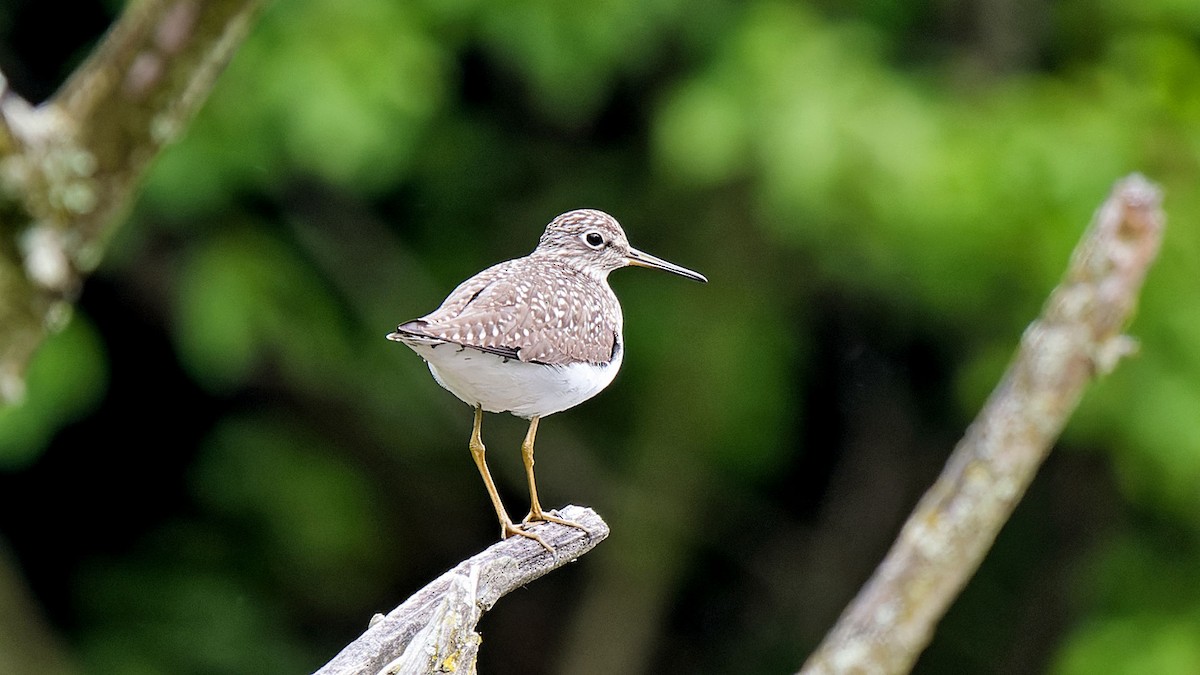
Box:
[3,0,1200,673]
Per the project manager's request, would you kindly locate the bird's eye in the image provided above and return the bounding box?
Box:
[584,232,605,249]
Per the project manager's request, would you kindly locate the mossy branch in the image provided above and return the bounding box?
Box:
[799,174,1165,674]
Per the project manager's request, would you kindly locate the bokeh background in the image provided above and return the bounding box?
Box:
[2,0,1200,673]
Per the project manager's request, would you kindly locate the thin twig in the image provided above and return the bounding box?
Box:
[314,505,610,675]
[799,174,1165,675]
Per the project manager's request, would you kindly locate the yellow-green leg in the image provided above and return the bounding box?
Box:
[468,405,552,552]
[520,415,588,534]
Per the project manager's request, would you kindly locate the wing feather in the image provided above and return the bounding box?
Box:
[408,258,620,365]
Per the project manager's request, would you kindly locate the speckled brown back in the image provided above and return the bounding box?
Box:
[399,255,623,366]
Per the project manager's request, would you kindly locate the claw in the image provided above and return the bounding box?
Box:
[523,509,592,538]
[501,520,554,554]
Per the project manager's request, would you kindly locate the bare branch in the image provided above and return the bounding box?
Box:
[799,174,1165,675]
[52,0,268,241]
[315,505,610,675]
[0,539,78,675]
[0,0,267,402]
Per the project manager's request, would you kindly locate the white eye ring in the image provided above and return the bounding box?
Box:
[583,231,605,249]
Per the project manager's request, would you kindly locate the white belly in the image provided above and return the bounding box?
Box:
[405,341,623,418]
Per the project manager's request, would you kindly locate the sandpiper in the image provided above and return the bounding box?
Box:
[388,209,706,550]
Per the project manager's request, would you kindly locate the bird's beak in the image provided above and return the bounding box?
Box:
[626,246,708,283]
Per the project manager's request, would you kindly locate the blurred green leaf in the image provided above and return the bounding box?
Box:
[143,0,448,216]
[0,315,106,469]
[190,414,389,610]
[472,0,687,123]
[1055,616,1200,675]
[78,556,311,675]
[173,226,351,392]
[1055,533,1200,675]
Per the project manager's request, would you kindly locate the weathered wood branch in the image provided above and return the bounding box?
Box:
[0,0,267,402]
[799,174,1165,674]
[315,505,609,675]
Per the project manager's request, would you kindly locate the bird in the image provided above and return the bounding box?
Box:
[387,209,706,551]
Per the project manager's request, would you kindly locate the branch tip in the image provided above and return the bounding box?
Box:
[315,505,609,675]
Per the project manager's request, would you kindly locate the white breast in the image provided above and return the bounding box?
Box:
[402,339,624,419]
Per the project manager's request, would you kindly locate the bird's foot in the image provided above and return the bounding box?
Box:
[500,519,554,554]
[522,508,593,537]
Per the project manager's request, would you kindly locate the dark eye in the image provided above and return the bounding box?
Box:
[584,232,605,248]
